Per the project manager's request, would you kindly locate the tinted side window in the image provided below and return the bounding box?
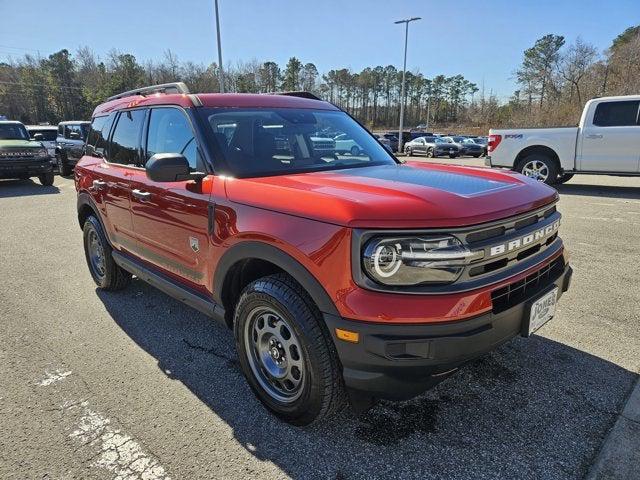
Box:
[57,124,63,135]
[87,116,108,148]
[146,108,201,171]
[109,110,146,166]
[593,101,640,127]
[86,114,115,158]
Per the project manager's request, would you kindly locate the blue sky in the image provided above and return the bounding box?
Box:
[1,0,638,99]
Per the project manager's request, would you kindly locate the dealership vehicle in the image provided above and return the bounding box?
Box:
[374,134,393,152]
[56,120,90,176]
[460,138,485,158]
[381,133,399,152]
[487,95,640,184]
[472,136,488,156]
[404,136,460,158]
[0,121,54,186]
[76,82,572,425]
[27,125,58,169]
[442,136,473,156]
[334,132,363,155]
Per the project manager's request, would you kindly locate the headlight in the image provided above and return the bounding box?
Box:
[36,148,48,157]
[362,236,482,286]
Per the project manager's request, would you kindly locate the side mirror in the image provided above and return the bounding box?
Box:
[145,153,205,182]
[33,133,44,141]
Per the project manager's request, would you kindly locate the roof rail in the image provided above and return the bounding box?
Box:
[269,91,322,101]
[106,82,190,102]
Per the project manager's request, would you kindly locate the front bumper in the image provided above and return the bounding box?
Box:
[325,262,572,400]
[0,159,53,179]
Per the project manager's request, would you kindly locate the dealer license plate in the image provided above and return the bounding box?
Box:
[527,287,558,335]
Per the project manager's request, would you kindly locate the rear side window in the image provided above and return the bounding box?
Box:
[28,129,57,141]
[86,114,115,158]
[593,101,640,127]
[146,108,202,171]
[109,110,146,166]
[64,124,88,140]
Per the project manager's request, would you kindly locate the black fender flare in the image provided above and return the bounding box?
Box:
[77,191,106,232]
[213,241,340,317]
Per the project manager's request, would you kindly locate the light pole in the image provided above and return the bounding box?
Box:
[214,0,225,93]
[394,17,420,154]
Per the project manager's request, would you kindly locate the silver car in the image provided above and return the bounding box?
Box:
[404,136,460,158]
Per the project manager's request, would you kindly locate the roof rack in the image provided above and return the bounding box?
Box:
[269,91,322,101]
[106,82,190,102]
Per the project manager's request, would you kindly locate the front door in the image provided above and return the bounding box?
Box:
[578,99,640,172]
[130,106,213,293]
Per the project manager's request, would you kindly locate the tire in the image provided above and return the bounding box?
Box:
[557,173,574,184]
[426,148,434,158]
[234,273,346,426]
[472,154,481,158]
[449,154,458,159]
[516,154,559,185]
[405,147,413,156]
[82,215,131,291]
[38,172,54,186]
[58,154,72,176]
[350,146,360,156]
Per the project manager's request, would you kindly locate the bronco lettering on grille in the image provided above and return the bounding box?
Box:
[489,220,560,257]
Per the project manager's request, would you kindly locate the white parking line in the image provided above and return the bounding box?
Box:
[69,401,171,480]
[37,369,72,386]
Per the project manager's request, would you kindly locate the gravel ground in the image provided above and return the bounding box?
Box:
[0,169,638,480]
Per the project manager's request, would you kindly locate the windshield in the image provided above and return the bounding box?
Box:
[200,108,397,177]
[28,129,57,141]
[0,123,29,140]
[452,136,466,142]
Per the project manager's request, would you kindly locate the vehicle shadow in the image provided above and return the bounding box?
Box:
[97,280,637,480]
[0,179,61,198]
[556,182,640,200]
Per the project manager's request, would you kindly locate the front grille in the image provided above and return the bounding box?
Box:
[490,256,565,314]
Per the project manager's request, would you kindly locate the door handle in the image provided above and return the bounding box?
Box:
[132,189,152,200]
[92,179,107,189]
[586,134,603,139]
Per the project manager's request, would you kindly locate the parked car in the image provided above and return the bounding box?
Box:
[0,121,54,185]
[382,133,399,152]
[56,120,90,176]
[76,82,571,425]
[472,136,488,156]
[488,95,640,184]
[442,136,473,156]
[26,125,58,170]
[404,136,460,158]
[460,138,485,158]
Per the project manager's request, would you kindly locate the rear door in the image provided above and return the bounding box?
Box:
[129,106,212,292]
[578,100,640,172]
[98,109,147,253]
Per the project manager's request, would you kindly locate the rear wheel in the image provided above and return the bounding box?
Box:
[426,147,434,158]
[234,273,346,425]
[350,146,360,156]
[516,154,559,185]
[38,172,54,186]
[472,153,481,158]
[83,215,131,290]
[405,146,413,156]
[449,153,458,158]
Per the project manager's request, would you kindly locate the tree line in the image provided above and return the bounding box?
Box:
[0,24,638,131]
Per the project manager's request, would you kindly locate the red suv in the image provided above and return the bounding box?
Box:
[75,82,572,425]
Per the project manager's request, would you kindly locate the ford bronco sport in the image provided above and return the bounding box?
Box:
[0,121,54,186]
[75,82,572,425]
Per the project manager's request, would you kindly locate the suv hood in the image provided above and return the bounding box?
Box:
[225,162,558,228]
[0,139,43,149]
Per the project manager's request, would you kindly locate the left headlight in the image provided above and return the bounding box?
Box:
[362,235,482,286]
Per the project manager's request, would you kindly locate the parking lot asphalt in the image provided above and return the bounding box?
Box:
[1,165,638,480]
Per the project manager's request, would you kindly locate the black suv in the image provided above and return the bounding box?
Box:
[56,121,90,176]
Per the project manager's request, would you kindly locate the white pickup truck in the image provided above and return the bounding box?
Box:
[486,95,640,184]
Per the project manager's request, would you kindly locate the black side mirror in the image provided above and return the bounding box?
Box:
[33,133,44,141]
[145,153,205,182]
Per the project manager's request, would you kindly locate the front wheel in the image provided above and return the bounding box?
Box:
[449,154,458,159]
[472,153,481,158]
[58,155,72,176]
[350,146,360,156]
[234,273,346,425]
[38,172,54,186]
[557,173,574,184]
[516,154,559,185]
[426,148,434,158]
[405,147,413,156]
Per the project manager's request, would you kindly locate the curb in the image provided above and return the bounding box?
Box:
[586,376,640,480]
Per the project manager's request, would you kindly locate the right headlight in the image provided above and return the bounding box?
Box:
[362,235,483,286]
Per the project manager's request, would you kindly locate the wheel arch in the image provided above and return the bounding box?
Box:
[515,145,561,171]
[214,241,340,328]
